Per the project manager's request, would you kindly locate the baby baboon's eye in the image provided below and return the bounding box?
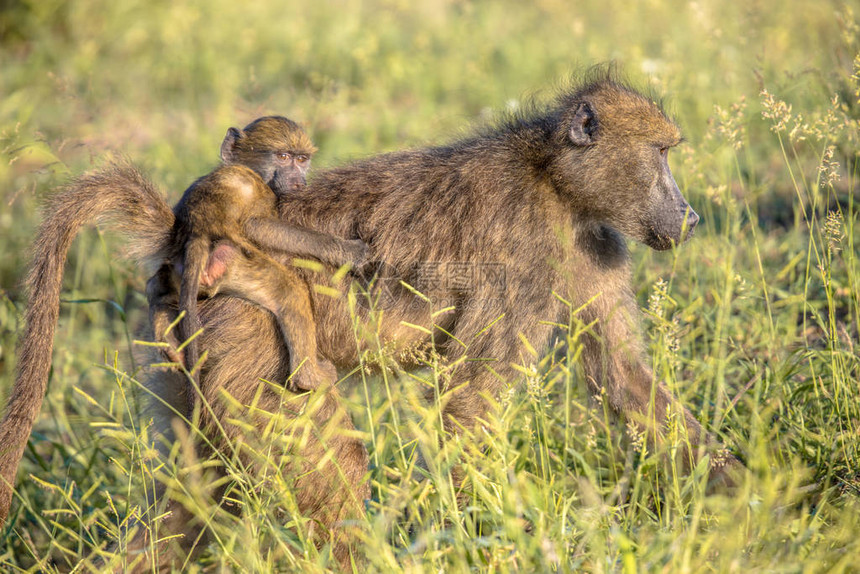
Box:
[296,155,309,164]
[276,152,289,161]
[659,147,669,157]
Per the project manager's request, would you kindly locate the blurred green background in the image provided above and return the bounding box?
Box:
[1,0,859,571]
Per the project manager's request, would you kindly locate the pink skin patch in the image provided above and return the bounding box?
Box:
[201,243,237,287]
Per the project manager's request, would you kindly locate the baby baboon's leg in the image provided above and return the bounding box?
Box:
[216,252,336,392]
[271,275,338,392]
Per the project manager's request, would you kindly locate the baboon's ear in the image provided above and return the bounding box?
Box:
[569,102,598,146]
[220,127,244,163]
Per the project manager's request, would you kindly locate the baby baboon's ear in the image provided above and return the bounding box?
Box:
[569,102,598,146]
[220,127,244,164]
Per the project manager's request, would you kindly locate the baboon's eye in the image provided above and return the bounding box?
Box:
[296,155,309,164]
[659,147,668,157]
[276,152,290,161]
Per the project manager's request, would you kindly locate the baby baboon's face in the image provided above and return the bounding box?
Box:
[220,116,317,197]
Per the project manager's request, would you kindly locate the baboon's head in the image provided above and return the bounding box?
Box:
[554,80,698,250]
[220,116,317,196]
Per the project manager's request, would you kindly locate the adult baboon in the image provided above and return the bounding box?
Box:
[171,75,720,450]
[149,115,365,373]
[4,73,739,567]
[144,74,738,561]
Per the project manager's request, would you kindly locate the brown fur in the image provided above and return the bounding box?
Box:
[0,162,174,525]
[2,75,738,567]
[144,75,735,564]
[149,117,367,415]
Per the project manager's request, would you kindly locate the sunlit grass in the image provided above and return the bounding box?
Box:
[1,0,859,571]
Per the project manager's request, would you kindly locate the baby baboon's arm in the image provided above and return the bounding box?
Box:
[245,217,367,269]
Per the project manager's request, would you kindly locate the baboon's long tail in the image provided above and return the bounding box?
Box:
[0,160,175,524]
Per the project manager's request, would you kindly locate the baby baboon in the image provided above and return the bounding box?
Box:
[149,117,365,372]
[0,118,365,526]
[160,117,366,415]
[169,166,337,414]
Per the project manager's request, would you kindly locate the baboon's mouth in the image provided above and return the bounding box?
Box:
[684,224,697,241]
[645,227,682,251]
[645,218,696,251]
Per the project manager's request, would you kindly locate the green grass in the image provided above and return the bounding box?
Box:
[1,0,859,571]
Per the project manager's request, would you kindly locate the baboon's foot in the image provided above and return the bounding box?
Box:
[706,451,746,494]
[287,357,337,392]
[155,331,185,366]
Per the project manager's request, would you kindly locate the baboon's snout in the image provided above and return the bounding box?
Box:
[648,200,700,250]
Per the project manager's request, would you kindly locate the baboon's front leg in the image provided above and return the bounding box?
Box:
[578,280,707,443]
[571,242,739,483]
